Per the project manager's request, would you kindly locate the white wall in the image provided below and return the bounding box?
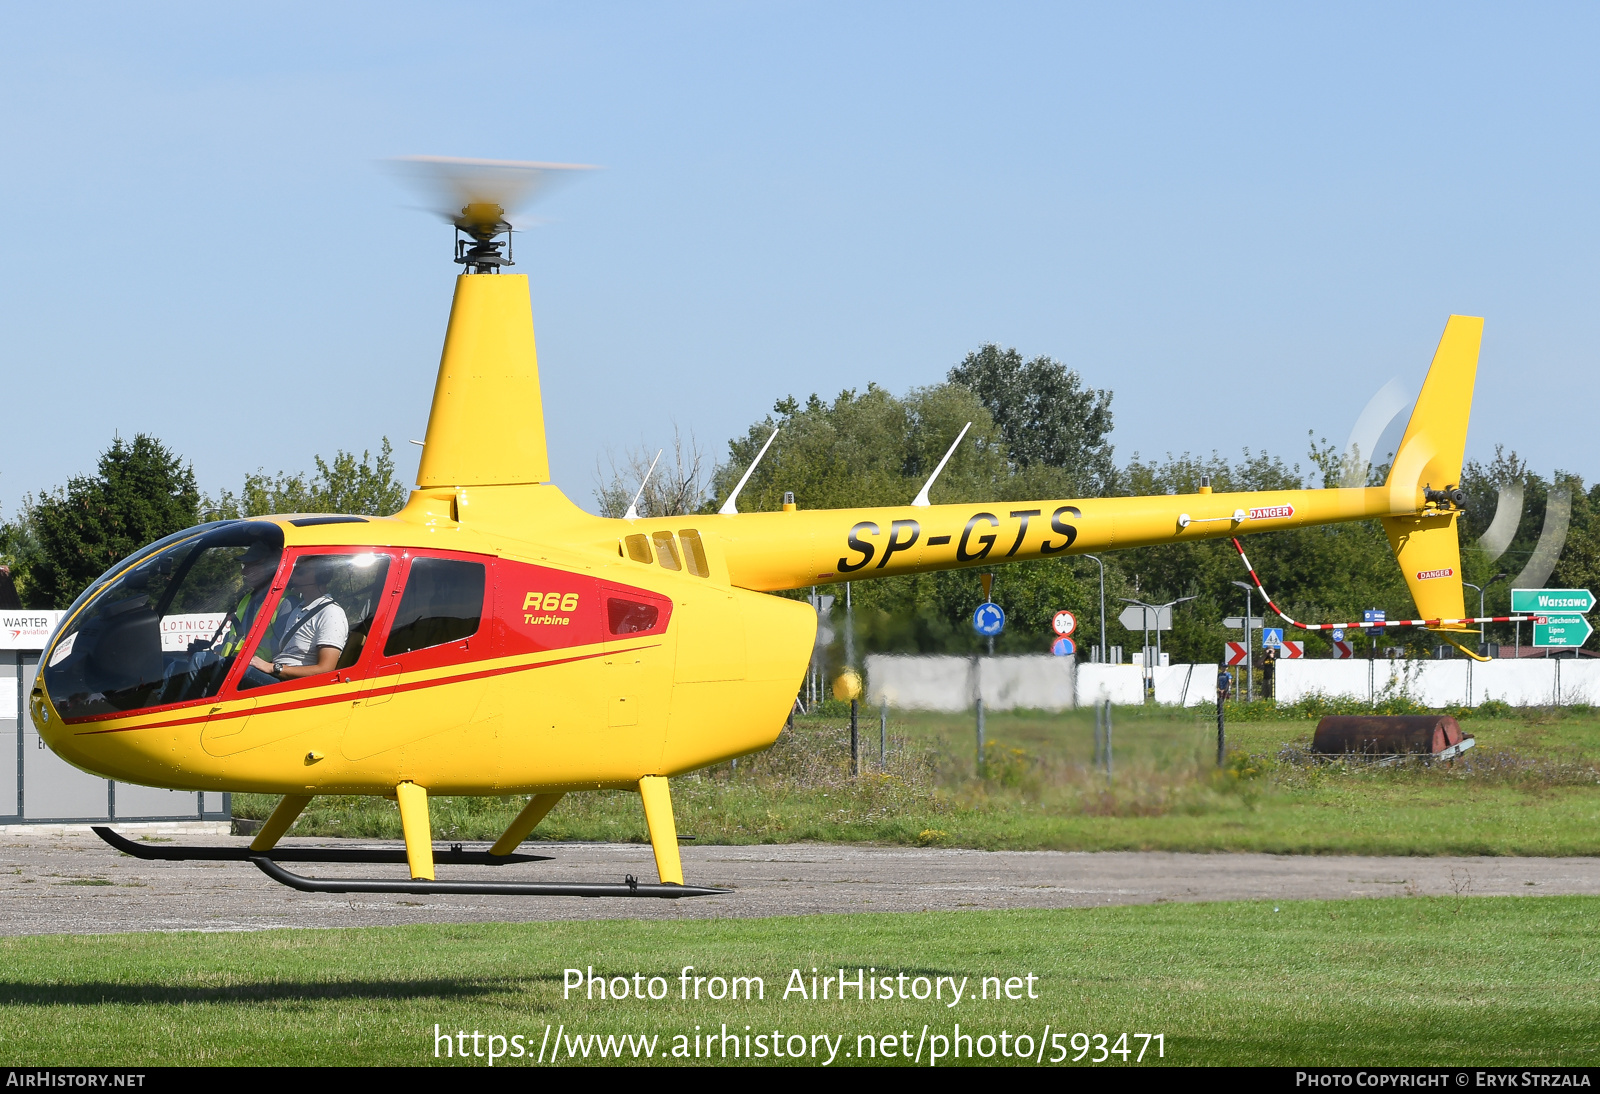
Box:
[1275,658,1594,707]
[1558,660,1600,704]
[1153,663,1218,706]
[865,655,1219,711]
[864,654,1077,712]
[1074,664,1145,707]
[1471,661,1558,706]
[1276,661,1371,705]
[865,653,1599,711]
[863,655,974,711]
[976,656,1076,711]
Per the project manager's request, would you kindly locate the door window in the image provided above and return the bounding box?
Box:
[384,557,486,657]
[238,552,391,691]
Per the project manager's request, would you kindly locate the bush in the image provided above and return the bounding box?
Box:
[980,742,1032,787]
[1220,750,1269,782]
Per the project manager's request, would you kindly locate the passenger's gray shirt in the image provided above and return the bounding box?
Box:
[274,594,349,667]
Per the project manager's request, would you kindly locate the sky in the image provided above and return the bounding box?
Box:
[1,3,1596,518]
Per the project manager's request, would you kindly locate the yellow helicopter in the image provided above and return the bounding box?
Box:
[31,158,1493,897]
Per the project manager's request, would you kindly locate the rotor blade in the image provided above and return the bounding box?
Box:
[1340,378,1410,488]
[1510,486,1571,591]
[387,155,599,228]
[1474,481,1524,564]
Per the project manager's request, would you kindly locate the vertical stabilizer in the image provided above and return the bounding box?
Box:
[1386,315,1482,508]
[1382,315,1483,634]
[417,274,550,488]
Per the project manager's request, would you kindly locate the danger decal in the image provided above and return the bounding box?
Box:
[1247,505,1295,521]
[1415,568,1454,581]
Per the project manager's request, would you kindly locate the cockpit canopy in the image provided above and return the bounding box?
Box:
[43,521,285,719]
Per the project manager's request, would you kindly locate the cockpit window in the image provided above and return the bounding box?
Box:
[54,520,236,631]
[42,522,285,720]
[237,552,391,691]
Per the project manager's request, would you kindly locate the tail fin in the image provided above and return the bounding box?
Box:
[1381,315,1483,634]
[417,274,551,488]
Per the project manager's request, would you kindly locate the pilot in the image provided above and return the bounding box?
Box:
[211,541,282,657]
[250,557,348,682]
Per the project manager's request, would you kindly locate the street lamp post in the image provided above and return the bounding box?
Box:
[1461,581,1480,656]
[1119,595,1198,698]
[1481,572,1508,650]
[1083,555,1106,663]
[1229,580,1255,702]
[1460,572,1508,655]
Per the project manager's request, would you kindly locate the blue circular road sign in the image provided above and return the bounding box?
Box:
[1331,628,1345,643]
[972,602,1006,636]
[1051,636,1075,657]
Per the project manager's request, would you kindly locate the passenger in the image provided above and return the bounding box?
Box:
[250,557,349,682]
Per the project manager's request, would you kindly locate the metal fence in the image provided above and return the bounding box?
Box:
[2,651,229,824]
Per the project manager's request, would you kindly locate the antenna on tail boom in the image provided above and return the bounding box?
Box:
[719,429,780,515]
[911,422,972,507]
[624,450,664,521]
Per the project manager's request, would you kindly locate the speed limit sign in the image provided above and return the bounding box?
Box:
[1051,610,1077,637]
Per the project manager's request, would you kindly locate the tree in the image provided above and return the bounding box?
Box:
[948,344,1116,494]
[12,434,200,608]
[705,358,1600,661]
[592,426,710,519]
[209,439,409,519]
[708,381,1096,655]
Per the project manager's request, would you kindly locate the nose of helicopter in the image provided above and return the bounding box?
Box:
[28,682,167,785]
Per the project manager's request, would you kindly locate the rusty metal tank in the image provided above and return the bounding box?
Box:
[1311,715,1468,756]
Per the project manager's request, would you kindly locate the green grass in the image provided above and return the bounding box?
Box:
[239,704,1600,857]
[0,898,1593,1065]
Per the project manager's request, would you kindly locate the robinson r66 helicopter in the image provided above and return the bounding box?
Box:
[31,158,1500,898]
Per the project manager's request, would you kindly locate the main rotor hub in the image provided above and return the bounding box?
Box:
[453,202,514,274]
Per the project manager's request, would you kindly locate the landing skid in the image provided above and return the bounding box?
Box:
[93,826,549,866]
[92,826,730,899]
[252,856,728,898]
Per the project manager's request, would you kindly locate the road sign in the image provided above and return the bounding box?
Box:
[1051,610,1077,637]
[1118,605,1172,630]
[1223,616,1264,629]
[1261,627,1283,649]
[972,602,1006,637]
[1279,641,1304,659]
[1224,641,1249,666]
[1533,614,1593,647]
[1512,588,1595,614]
[1331,640,1354,659]
[1363,608,1385,636]
[1051,636,1075,657]
[1331,628,1345,643]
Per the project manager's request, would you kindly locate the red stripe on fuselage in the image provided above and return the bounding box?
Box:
[72,644,659,737]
